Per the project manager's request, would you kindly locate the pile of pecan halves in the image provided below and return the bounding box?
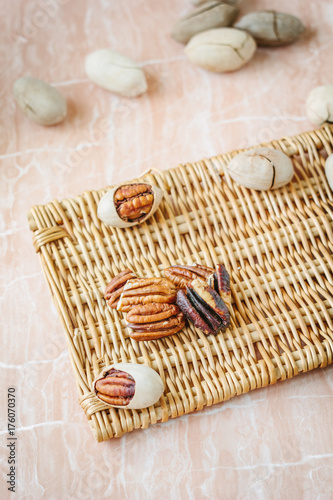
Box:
[104,263,231,341]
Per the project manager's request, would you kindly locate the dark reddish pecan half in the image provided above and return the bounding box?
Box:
[176,278,230,336]
[117,278,177,312]
[164,264,214,289]
[104,269,137,308]
[114,184,154,221]
[127,312,185,341]
[208,264,231,308]
[95,368,135,406]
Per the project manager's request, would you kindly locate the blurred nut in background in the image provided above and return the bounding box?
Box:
[305,85,333,126]
[171,1,239,44]
[13,77,67,126]
[235,11,305,46]
[185,27,256,73]
[85,49,147,97]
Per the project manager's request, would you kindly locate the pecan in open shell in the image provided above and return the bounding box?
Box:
[104,269,137,309]
[114,184,154,222]
[95,368,135,406]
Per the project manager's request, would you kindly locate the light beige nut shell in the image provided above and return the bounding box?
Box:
[13,77,67,126]
[85,49,147,98]
[305,85,333,126]
[235,11,305,46]
[226,147,294,190]
[185,28,256,73]
[97,183,164,228]
[93,362,164,409]
[171,2,238,44]
[190,0,241,6]
[325,154,333,192]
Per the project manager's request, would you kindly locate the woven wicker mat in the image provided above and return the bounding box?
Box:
[27,125,333,442]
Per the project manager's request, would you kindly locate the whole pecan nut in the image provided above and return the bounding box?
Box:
[104,269,137,308]
[95,368,135,406]
[177,278,230,336]
[117,278,177,312]
[114,183,154,221]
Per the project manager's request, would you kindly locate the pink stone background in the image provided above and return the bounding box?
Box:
[1,0,333,498]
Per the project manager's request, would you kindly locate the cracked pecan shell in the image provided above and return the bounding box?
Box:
[95,368,135,406]
[114,183,154,221]
[117,278,177,312]
[104,269,137,308]
[164,263,214,289]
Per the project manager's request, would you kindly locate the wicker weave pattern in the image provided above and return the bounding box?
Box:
[27,126,333,441]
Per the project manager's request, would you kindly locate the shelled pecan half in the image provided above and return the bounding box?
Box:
[208,264,231,308]
[104,268,137,309]
[95,368,135,406]
[126,303,185,341]
[164,263,214,289]
[115,184,154,221]
[117,278,177,312]
[177,278,230,336]
[165,263,231,308]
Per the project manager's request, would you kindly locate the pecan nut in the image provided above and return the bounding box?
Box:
[164,263,214,289]
[126,303,180,323]
[165,262,231,308]
[104,269,137,309]
[117,278,177,312]
[114,183,154,221]
[127,311,185,341]
[95,368,135,406]
[177,278,230,336]
[208,264,231,308]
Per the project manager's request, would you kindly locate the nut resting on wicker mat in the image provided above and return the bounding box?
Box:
[105,264,231,340]
[93,362,164,409]
[97,182,164,228]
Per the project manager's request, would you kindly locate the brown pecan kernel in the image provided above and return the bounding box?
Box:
[176,278,230,336]
[104,269,136,308]
[126,303,180,324]
[114,184,154,222]
[127,312,185,341]
[117,278,177,312]
[209,264,231,308]
[164,264,214,289]
[95,368,135,406]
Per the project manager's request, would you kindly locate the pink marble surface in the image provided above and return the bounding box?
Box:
[1,0,333,498]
